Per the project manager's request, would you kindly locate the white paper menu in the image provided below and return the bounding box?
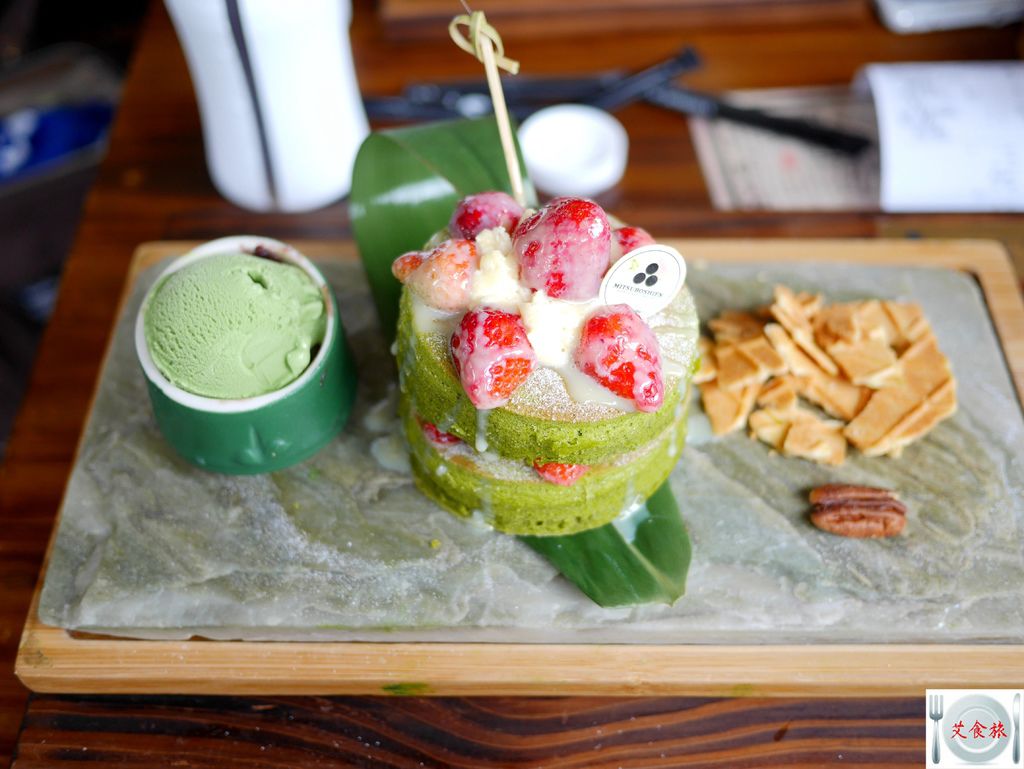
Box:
[859,62,1024,213]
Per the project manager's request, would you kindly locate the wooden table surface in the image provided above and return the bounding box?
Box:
[2,1,1021,766]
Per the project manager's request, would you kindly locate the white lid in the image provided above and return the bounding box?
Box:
[518,104,628,198]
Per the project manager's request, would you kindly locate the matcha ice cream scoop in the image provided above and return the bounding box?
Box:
[144,252,326,399]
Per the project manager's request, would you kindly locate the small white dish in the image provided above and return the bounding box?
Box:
[518,104,628,198]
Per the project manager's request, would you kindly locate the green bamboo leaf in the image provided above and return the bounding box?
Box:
[520,482,691,607]
[350,116,536,339]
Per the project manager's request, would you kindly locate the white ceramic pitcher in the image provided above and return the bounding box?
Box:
[164,0,368,212]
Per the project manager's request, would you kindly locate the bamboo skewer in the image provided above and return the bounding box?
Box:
[449,8,526,207]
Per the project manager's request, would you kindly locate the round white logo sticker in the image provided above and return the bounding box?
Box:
[599,244,687,318]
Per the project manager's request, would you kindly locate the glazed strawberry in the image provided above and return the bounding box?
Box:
[612,226,655,258]
[407,239,479,312]
[391,251,424,283]
[450,307,536,409]
[421,421,462,447]
[574,304,664,412]
[449,191,524,239]
[533,460,590,486]
[512,197,611,300]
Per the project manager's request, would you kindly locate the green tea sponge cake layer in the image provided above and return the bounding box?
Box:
[395,283,699,465]
[403,394,690,535]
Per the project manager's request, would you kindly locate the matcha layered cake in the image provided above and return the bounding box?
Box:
[392,193,699,536]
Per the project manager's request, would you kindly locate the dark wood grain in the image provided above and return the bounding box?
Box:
[14,695,922,768]
[0,0,1020,765]
[381,0,866,40]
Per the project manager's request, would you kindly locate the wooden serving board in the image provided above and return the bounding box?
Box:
[16,239,1024,697]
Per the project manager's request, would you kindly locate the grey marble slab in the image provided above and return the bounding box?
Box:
[38,259,1024,643]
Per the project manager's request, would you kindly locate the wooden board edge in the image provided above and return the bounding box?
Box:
[13,244,163,692]
[16,619,1024,697]
[17,238,1023,697]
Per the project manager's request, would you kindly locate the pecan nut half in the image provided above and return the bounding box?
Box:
[809,483,906,538]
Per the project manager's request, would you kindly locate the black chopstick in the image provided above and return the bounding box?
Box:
[404,72,624,104]
[587,47,701,111]
[645,83,873,157]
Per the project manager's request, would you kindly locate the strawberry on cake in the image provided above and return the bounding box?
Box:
[392,192,699,536]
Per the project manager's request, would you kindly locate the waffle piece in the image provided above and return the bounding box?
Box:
[770,286,839,376]
[711,333,787,392]
[715,344,764,391]
[764,324,869,420]
[814,303,859,348]
[739,335,788,379]
[748,408,792,450]
[883,301,929,351]
[708,310,764,344]
[782,416,846,466]
[844,333,956,456]
[702,379,759,435]
[757,375,799,412]
[865,379,957,458]
[828,336,899,387]
[796,373,872,423]
[749,406,846,465]
[698,285,956,466]
[854,300,900,346]
[693,337,717,384]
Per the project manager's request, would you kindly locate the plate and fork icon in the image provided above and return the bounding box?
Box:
[928,690,1022,767]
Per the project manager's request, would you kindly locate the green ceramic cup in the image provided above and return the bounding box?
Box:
[134,236,357,475]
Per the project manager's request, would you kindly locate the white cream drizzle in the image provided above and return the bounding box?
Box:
[475,408,491,452]
[612,498,651,542]
[518,290,598,369]
[555,363,635,411]
[470,228,529,311]
[370,433,411,473]
[411,298,459,335]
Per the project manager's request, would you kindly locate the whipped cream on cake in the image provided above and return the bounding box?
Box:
[518,290,597,369]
